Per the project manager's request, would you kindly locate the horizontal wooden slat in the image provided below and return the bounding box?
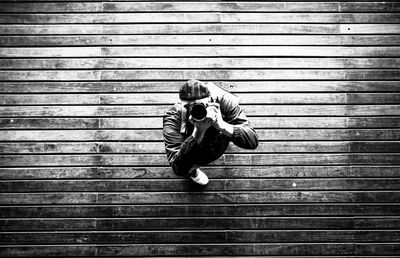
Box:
[1,191,400,204]
[1,243,399,256]
[0,217,398,231]
[1,105,399,117]
[1,142,399,154]
[2,129,400,141]
[2,13,400,24]
[2,58,400,69]
[1,117,400,129]
[2,231,400,244]
[2,47,400,57]
[0,154,399,166]
[2,2,398,13]
[2,93,399,105]
[2,69,400,81]
[2,24,400,35]
[2,204,400,217]
[2,35,399,46]
[1,166,399,179]
[1,178,400,192]
[0,81,399,93]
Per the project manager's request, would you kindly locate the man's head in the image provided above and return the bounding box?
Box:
[179,79,210,103]
[179,79,212,121]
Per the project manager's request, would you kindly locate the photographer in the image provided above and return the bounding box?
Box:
[163,79,259,185]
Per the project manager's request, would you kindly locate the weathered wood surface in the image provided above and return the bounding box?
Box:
[1,191,400,204]
[1,141,400,154]
[2,58,400,69]
[1,217,400,231]
[1,105,399,117]
[0,166,399,179]
[1,1,399,257]
[2,35,400,46]
[1,81,399,93]
[1,129,400,141]
[1,117,400,129]
[2,46,400,57]
[2,204,400,217]
[2,24,400,34]
[1,2,399,12]
[2,13,400,24]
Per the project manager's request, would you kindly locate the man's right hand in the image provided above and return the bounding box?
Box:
[189,108,216,143]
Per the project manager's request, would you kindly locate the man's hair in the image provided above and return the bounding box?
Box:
[179,79,210,101]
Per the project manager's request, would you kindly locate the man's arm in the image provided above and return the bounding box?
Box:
[213,95,259,150]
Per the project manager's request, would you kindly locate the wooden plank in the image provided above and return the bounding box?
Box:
[2,58,400,69]
[2,47,400,57]
[0,2,102,12]
[1,69,400,81]
[2,231,400,244]
[1,129,399,141]
[2,93,399,105]
[1,178,400,192]
[1,105,399,117]
[0,13,222,24]
[2,204,400,218]
[0,217,399,230]
[0,154,399,167]
[3,24,400,35]
[1,191,399,204]
[0,2,398,13]
[1,166,399,179]
[0,92,363,105]
[0,246,95,257]
[2,117,399,129]
[0,81,399,93]
[2,13,400,24]
[0,243,395,256]
[2,35,399,46]
[1,141,399,154]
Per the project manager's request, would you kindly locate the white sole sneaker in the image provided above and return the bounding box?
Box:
[190,168,209,185]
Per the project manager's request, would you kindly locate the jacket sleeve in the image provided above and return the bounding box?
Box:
[221,94,259,150]
[162,105,201,176]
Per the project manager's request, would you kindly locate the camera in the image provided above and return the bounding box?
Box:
[190,101,209,121]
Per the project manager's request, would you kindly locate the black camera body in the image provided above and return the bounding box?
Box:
[190,101,209,121]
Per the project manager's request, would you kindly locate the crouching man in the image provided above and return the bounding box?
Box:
[163,79,258,185]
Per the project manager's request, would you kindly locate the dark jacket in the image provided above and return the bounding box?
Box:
[163,83,258,176]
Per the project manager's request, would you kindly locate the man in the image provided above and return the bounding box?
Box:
[163,79,258,185]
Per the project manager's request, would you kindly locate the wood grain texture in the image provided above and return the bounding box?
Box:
[3,2,399,13]
[2,35,400,46]
[1,13,400,24]
[2,24,400,35]
[1,166,399,179]
[1,117,400,129]
[1,0,399,256]
[2,46,400,57]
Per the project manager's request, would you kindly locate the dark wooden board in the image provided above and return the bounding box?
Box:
[0,166,399,179]
[1,230,400,244]
[1,178,400,192]
[1,191,399,204]
[2,204,400,218]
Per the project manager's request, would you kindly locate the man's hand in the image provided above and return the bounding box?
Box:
[189,111,215,144]
[208,103,234,137]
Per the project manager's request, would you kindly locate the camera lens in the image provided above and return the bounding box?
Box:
[190,103,207,121]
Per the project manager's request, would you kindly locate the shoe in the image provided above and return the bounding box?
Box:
[190,168,209,185]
